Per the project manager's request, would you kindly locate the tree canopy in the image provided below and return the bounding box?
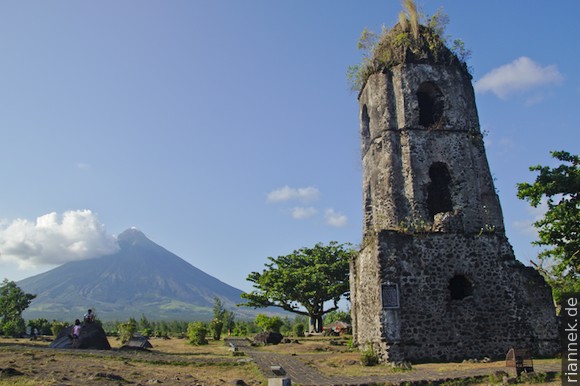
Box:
[517,150,580,302]
[0,279,36,336]
[240,241,355,332]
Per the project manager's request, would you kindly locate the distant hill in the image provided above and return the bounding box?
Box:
[18,228,261,321]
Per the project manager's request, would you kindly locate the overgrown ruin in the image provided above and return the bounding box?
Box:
[349,16,560,362]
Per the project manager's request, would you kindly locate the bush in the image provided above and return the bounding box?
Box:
[187,321,208,345]
[210,319,223,341]
[255,314,284,333]
[360,343,379,366]
[2,318,25,336]
[118,319,137,344]
[51,321,68,337]
[293,323,305,337]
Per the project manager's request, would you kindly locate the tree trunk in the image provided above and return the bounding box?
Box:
[309,315,324,333]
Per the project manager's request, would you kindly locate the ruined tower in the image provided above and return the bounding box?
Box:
[350,22,560,362]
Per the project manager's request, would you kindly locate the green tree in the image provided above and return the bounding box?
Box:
[323,309,352,325]
[119,317,137,344]
[254,314,284,333]
[139,314,152,336]
[187,321,208,345]
[0,279,36,336]
[51,321,67,337]
[517,150,580,302]
[28,318,51,336]
[241,241,355,333]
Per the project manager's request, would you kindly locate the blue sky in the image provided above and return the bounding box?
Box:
[0,1,578,293]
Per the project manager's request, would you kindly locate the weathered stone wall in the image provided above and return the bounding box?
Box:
[372,231,559,361]
[350,243,383,349]
[351,60,560,362]
[360,64,503,236]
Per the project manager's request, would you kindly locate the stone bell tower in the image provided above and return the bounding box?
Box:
[349,22,559,362]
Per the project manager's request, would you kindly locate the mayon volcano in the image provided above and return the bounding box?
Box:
[18,228,255,321]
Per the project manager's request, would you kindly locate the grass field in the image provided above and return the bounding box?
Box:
[0,335,561,385]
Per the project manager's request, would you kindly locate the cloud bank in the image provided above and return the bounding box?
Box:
[0,210,119,268]
[267,186,320,203]
[267,185,348,227]
[474,56,563,99]
[291,206,318,220]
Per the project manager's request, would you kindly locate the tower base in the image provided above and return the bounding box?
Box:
[350,230,560,362]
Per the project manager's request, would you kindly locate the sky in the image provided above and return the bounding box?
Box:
[0,1,578,294]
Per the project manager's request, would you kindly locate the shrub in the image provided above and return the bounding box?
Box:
[2,317,25,336]
[255,314,284,333]
[118,319,137,344]
[51,321,68,337]
[210,319,223,341]
[360,343,379,366]
[293,323,305,337]
[187,321,208,345]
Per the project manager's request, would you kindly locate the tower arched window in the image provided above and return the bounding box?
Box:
[427,162,453,218]
[417,82,444,127]
[361,104,370,142]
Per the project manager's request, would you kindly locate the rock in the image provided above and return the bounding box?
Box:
[0,367,24,377]
[253,332,283,345]
[49,323,111,350]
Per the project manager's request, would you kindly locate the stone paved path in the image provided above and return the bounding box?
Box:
[226,338,560,385]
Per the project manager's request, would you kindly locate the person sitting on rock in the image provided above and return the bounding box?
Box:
[72,319,81,348]
[83,309,96,323]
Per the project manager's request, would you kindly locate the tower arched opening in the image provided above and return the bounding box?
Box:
[448,275,473,300]
[362,104,370,142]
[427,162,453,218]
[417,82,444,127]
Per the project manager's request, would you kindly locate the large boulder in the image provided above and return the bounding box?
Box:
[49,323,111,350]
[253,331,283,345]
[121,334,153,350]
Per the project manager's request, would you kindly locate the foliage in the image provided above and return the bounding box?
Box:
[293,323,305,337]
[210,319,224,341]
[51,321,68,337]
[360,342,379,366]
[323,309,352,324]
[2,317,25,336]
[119,318,137,344]
[241,241,355,332]
[139,313,152,336]
[347,2,471,92]
[254,314,284,333]
[27,318,52,335]
[187,321,209,345]
[0,280,36,336]
[517,150,580,303]
[209,297,232,340]
[232,320,250,337]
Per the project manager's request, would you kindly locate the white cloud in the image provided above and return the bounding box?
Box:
[324,209,348,227]
[513,201,548,237]
[267,186,320,203]
[76,162,90,170]
[474,56,563,99]
[291,207,318,220]
[0,210,119,268]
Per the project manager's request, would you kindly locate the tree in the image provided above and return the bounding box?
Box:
[241,241,355,333]
[517,150,580,302]
[254,314,284,333]
[0,279,36,336]
[118,318,137,344]
[187,321,208,345]
[323,309,352,325]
